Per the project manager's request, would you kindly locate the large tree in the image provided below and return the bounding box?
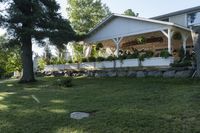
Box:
[0,0,76,83]
[194,28,200,77]
[124,9,139,17]
[67,0,111,34]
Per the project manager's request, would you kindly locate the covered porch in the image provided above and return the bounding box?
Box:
[84,14,193,63]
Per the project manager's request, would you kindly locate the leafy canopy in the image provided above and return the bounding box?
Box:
[0,36,22,75]
[124,9,139,17]
[67,0,111,34]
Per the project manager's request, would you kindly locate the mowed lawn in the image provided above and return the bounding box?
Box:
[0,77,200,133]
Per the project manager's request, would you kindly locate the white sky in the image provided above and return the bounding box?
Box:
[1,0,200,55]
[57,0,200,18]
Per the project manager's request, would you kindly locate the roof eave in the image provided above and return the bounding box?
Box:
[151,6,200,20]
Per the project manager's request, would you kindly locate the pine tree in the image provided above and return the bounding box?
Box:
[0,0,76,83]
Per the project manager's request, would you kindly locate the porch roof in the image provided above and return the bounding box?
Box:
[85,13,191,43]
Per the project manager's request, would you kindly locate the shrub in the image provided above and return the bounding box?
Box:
[118,55,127,60]
[160,50,171,58]
[170,60,192,67]
[139,54,145,61]
[96,43,103,51]
[38,58,47,70]
[0,67,5,78]
[136,36,146,44]
[57,78,73,87]
[88,56,96,62]
[144,50,154,58]
[81,58,87,62]
[126,53,138,59]
[96,57,105,62]
[68,60,73,64]
[178,46,185,60]
[74,60,79,63]
[173,32,182,40]
[106,56,116,61]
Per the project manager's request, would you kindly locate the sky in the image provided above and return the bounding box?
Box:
[1,0,200,55]
[57,0,200,18]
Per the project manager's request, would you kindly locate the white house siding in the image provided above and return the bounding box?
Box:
[85,17,170,43]
[169,14,187,27]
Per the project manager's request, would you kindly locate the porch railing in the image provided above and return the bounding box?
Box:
[44,57,174,71]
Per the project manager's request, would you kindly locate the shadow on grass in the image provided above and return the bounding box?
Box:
[0,77,200,133]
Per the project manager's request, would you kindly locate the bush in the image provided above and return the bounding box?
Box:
[49,57,67,65]
[38,58,47,70]
[126,53,138,59]
[0,67,5,78]
[106,56,116,61]
[68,60,73,64]
[74,60,79,63]
[144,50,154,58]
[178,46,185,60]
[136,36,146,44]
[81,58,87,62]
[170,60,192,67]
[173,32,182,40]
[118,55,127,60]
[96,57,105,62]
[160,50,171,58]
[57,78,73,87]
[96,43,103,51]
[88,56,96,62]
[139,54,145,61]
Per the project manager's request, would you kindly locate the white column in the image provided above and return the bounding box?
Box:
[168,28,172,54]
[85,45,92,58]
[181,32,189,55]
[113,37,123,57]
[161,28,173,54]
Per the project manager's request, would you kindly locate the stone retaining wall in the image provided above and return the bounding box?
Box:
[37,67,195,78]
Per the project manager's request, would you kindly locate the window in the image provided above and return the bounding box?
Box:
[187,12,200,27]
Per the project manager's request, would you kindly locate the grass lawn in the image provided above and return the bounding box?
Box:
[0,77,200,133]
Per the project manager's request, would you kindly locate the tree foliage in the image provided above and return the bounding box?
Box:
[124,9,138,17]
[0,36,22,77]
[194,28,200,77]
[0,0,76,82]
[67,0,111,34]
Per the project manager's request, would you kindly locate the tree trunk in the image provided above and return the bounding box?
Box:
[194,30,200,77]
[19,34,36,83]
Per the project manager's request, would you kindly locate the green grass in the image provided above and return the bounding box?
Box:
[0,77,200,133]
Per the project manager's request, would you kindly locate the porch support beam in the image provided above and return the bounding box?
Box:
[181,32,189,55]
[168,29,172,54]
[161,29,174,54]
[113,37,123,57]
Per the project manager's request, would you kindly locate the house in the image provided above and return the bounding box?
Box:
[151,6,200,28]
[62,6,200,69]
[83,6,200,58]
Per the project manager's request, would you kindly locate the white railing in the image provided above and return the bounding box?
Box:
[116,59,139,68]
[96,61,114,69]
[44,57,174,71]
[80,62,95,69]
[141,57,174,67]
